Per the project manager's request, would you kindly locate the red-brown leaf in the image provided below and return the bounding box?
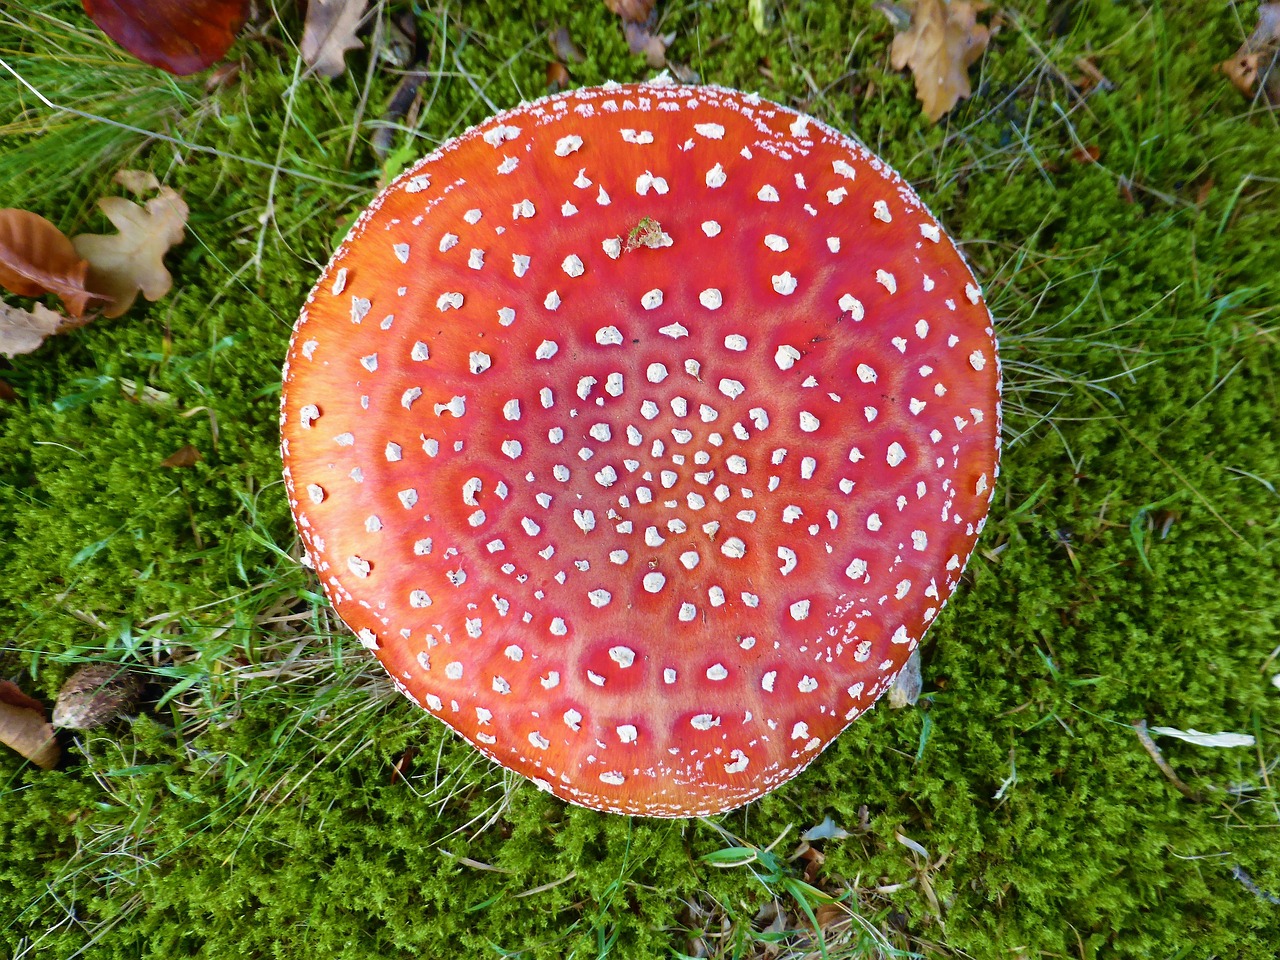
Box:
[82,0,250,76]
[0,209,102,318]
[0,680,59,770]
[160,444,202,468]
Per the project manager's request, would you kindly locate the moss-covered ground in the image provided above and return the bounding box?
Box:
[2,1,1278,957]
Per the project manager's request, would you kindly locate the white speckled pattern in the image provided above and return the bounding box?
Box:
[280,81,1002,818]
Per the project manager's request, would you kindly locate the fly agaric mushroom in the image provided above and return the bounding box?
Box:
[281,80,1000,817]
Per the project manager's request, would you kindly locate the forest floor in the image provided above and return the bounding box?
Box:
[1,2,1278,958]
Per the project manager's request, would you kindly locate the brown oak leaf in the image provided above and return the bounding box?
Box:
[71,173,188,319]
[0,209,104,317]
[1220,4,1280,107]
[0,301,81,359]
[0,680,59,770]
[890,0,991,122]
[82,0,250,75]
[301,0,370,79]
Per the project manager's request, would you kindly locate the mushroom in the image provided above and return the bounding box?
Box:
[280,80,1001,817]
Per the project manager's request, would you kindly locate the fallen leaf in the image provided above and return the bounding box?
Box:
[301,0,370,79]
[889,0,991,122]
[82,0,251,75]
[204,60,244,92]
[0,301,79,359]
[603,0,656,23]
[71,173,188,319]
[160,443,202,468]
[887,646,922,707]
[624,20,675,68]
[1149,726,1256,748]
[52,664,146,730]
[546,61,572,93]
[0,680,59,769]
[813,902,849,932]
[1220,3,1280,107]
[548,26,585,64]
[666,61,700,84]
[114,169,160,195]
[1071,143,1101,164]
[390,745,418,785]
[0,209,104,317]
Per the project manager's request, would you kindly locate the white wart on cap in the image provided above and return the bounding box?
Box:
[280,81,1002,818]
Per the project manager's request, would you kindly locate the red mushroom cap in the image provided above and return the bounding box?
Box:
[280,81,1001,817]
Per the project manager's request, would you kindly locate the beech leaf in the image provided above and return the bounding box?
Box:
[889,0,991,122]
[301,0,370,79]
[0,209,103,317]
[71,174,189,320]
[0,680,59,770]
[82,0,251,76]
[0,301,79,359]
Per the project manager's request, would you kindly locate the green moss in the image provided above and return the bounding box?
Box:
[3,1,1278,957]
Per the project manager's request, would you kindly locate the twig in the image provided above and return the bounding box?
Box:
[1231,865,1280,905]
[1132,719,1202,801]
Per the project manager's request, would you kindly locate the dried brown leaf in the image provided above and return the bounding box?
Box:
[1220,4,1280,106]
[390,745,418,785]
[624,20,674,68]
[1071,143,1102,164]
[160,443,202,468]
[114,169,161,195]
[82,0,250,75]
[546,61,572,93]
[71,178,188,319]
[890,0,991,122]
[814,902,849,932]
[0,680,59,769]
[301,0,370,79]
[0,209,102,317]
[548,26,585,64]
[604,0,656,24]
[0,301,78,359]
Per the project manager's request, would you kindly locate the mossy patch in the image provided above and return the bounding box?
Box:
[2,1,1278,957]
